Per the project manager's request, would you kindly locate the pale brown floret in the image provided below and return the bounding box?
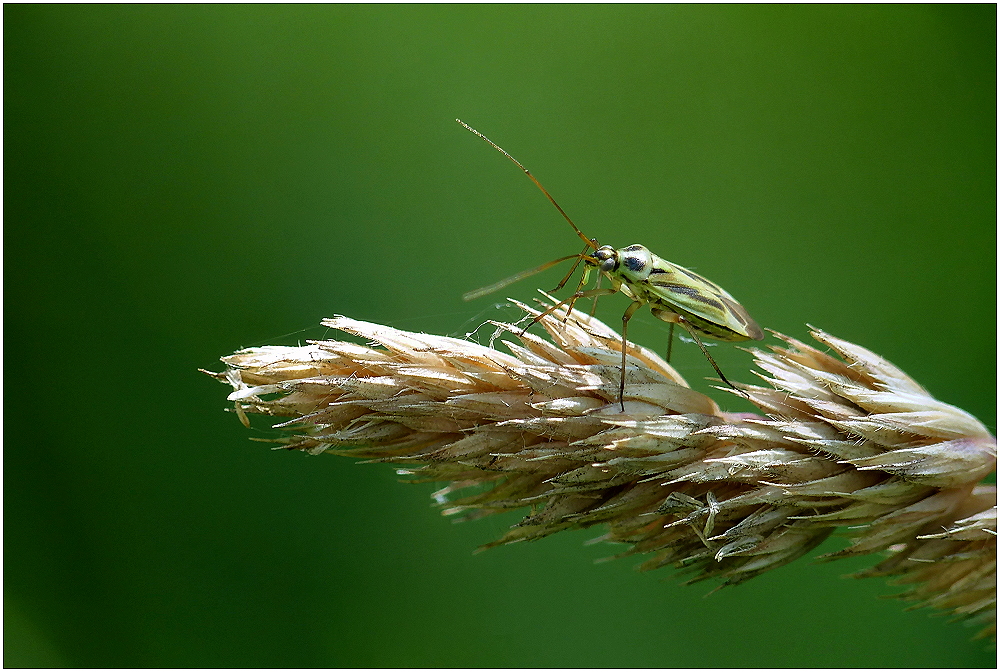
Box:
[205,299,996,637]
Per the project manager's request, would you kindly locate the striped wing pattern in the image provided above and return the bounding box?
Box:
[640,260,763,341]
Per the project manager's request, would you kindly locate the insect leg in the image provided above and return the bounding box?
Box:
[677,317,748,397]
[521,287,618,334]
[589,273,603,316]
[563,265,595,320]
[666,322,675,362]
[550,242,595,293]
[618,300,643,412]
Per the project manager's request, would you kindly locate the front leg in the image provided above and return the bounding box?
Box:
[521,286,620,333]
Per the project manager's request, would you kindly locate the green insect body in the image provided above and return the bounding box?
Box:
[590,243,763,344]
[457,120,763,410]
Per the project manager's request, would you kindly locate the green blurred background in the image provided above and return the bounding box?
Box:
[5,5,995,667]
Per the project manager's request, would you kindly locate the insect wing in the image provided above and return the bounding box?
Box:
[644,258,763,341]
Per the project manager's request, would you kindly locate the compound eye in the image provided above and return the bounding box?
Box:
[600,257,616,273]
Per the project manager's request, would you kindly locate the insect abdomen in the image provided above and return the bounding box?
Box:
[650,306,754,342]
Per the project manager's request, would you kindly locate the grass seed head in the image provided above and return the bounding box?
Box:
[206,301,996,637]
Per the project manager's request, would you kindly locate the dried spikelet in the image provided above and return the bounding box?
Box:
[203,300,996,638]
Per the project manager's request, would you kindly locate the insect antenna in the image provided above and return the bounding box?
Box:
[456,119,598,251]
[462,253,584,302]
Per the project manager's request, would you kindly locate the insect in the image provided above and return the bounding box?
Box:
[457,119,763,411]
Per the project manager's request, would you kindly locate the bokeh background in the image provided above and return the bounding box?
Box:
[5,5,995,668]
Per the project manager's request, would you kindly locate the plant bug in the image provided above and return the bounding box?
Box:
[456,119,764,410]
